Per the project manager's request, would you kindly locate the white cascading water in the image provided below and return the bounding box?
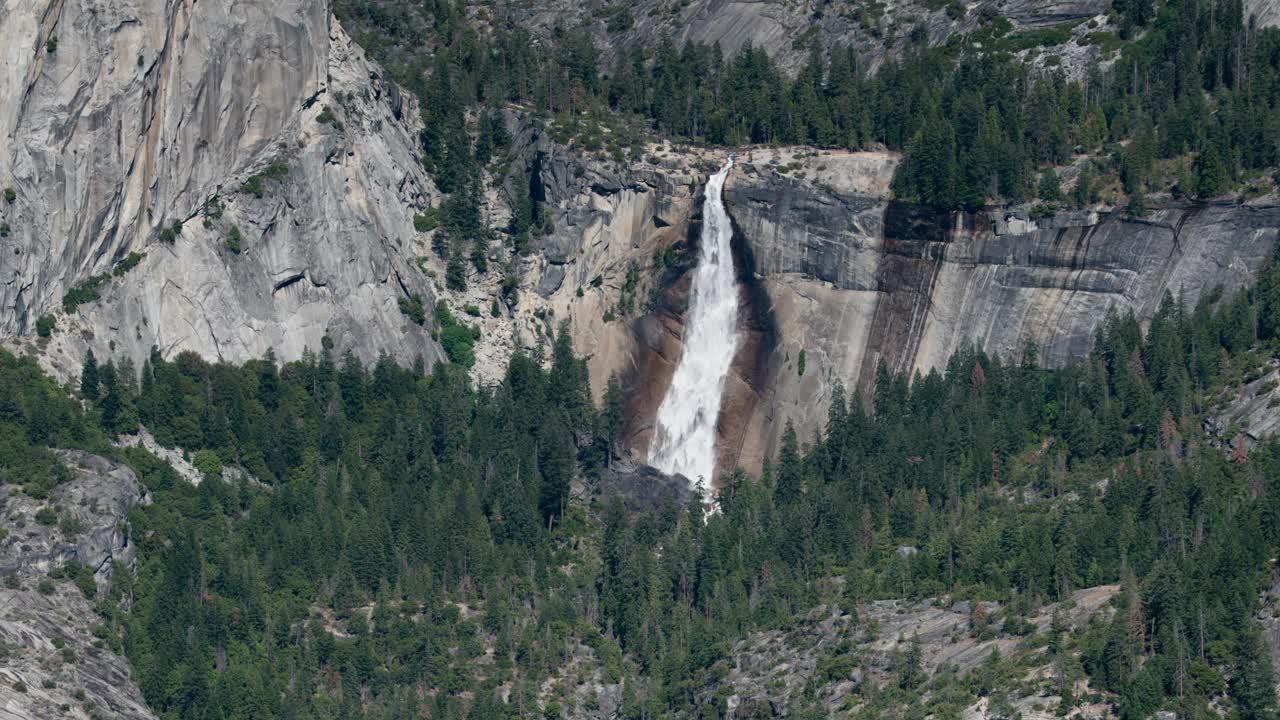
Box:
[649,159,738,490]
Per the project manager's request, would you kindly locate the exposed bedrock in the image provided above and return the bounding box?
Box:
[498,126,712,401]
[710,150,1280,474]
[0,450,155,720]
[0,0,442,378]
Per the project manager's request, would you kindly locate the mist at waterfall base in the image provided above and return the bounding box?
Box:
[649,159,739,491]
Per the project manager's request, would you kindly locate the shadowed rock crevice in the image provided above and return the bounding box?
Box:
[856,202,962,401]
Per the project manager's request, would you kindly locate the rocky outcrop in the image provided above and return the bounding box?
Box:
[490,126,712,396]
[1205,360,1280,453]
[1001,0,1110,26]
[0,450,155,720]
[0,0,442,379]
[696,585,1118,718]
[595,459,694,513]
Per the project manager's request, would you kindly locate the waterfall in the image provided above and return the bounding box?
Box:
[649,159,738,491]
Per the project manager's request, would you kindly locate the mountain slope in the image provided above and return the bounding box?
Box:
[0,0,442,378]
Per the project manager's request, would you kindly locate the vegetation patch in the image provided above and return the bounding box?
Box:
[435,300,480,367]
[62,252,147,313]
[240,162,290,199]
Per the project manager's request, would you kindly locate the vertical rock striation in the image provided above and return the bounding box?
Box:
[718,150,1280,474]
[0,0,442,377]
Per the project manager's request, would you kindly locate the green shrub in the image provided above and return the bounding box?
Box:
[59,515,85,536]
[63,251,144,313]
[995,23,1074,51]
[414,208,439,232]
[606,7,633,32]
[75,572,96,598]
[463,303,481,317]
[3,188,14,203]
[111,252,145,277]
[241,162,290,198]
[45,35,57,53]
[1079,31,1124,52]
[226,225,242,254]
[61,561,96,598]
[398,293,427,325]
[37,579,55,595]
[436,301,479,368]
[203,196,224,220]
[63,280,102,312]
[35,507,57,525]
[316,106,343,130]
[0,223,10,237]
[192,449,223,480]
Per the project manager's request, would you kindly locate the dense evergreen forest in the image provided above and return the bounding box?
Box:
[336,0,1280,211]
[3,2,1280,717]
[4,248,1280,717]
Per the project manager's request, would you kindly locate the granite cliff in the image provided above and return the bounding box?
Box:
[508,145,1276,477]
[0,0,443,380]
[711,151,1279,473]
[446,139,1279,479]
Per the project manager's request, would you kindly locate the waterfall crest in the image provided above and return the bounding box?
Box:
[649,159,739,490]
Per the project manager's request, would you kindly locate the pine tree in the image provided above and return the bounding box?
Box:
[446,241,468,291]
[1038,168,1062,202]
[774,421,803,507]
[1195,146,1223,199]
[80,349,99,400]
[538,415,576,527]
[602,373,625,464]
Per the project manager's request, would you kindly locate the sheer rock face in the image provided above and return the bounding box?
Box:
[0,450,155,720]
[496,127,711,400]
[0,0,442,379]
[711,152,1280,473]
[596,459,693,513]
[527,145,1277,480]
